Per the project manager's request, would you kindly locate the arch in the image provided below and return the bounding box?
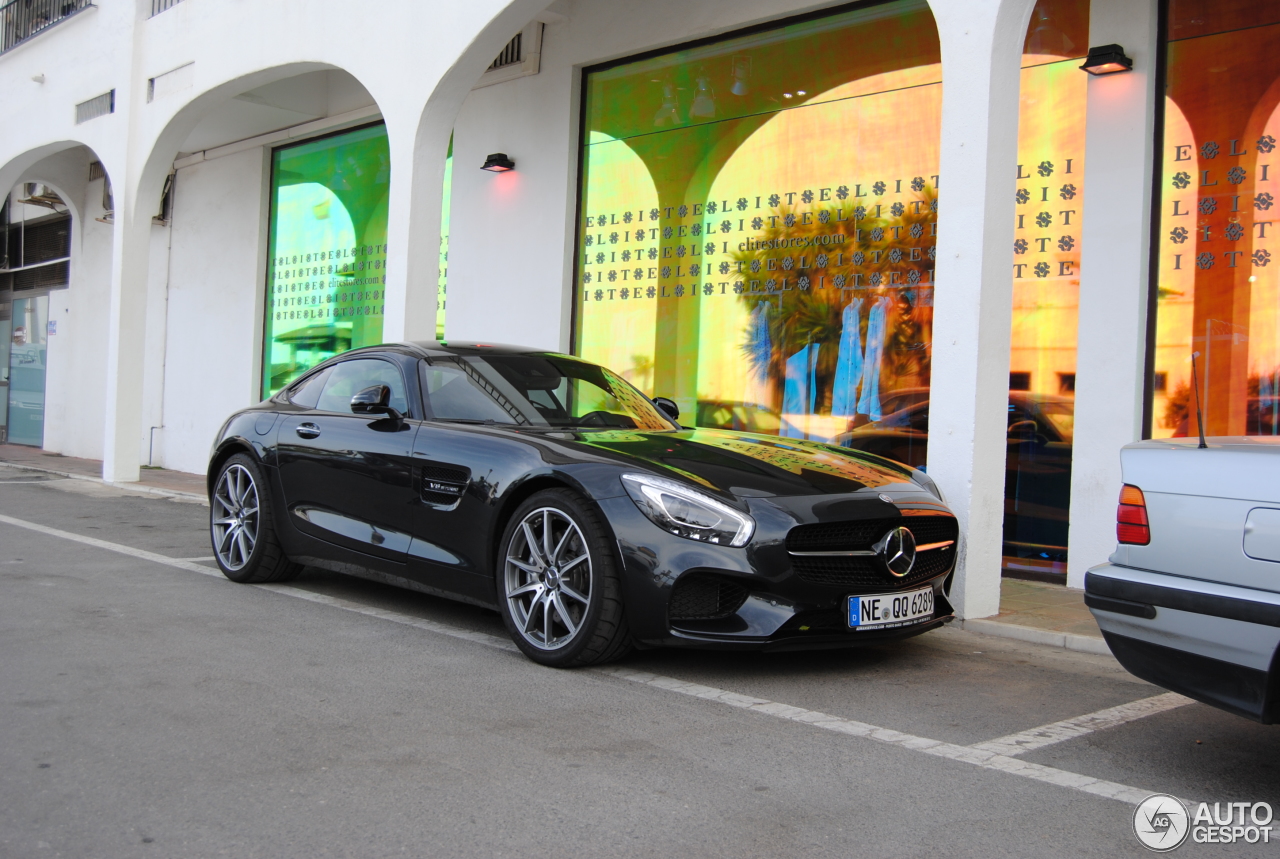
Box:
[0,141,115,302]
[129,61,345,223]
[0,140,110,232]
[396,0,555,342]
[101,60,392,481]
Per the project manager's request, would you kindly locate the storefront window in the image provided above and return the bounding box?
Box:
[1003,0,1088,581]
[438,135,452,341]
[1151,1,1280,438]
[0,188,69,447]
[262,123,390,396]
[574,0,942,447]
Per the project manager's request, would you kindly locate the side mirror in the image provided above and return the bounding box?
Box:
[351,385,402,420]
[1007,419,1047,446]
[653,396,680,423]
[1008,420,1038,436]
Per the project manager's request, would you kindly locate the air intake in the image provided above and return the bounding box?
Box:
[489,33,522,70]
[75,90,115,124]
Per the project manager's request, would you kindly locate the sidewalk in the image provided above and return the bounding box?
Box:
[0,443,206,500]
[962,578,1108,655]
[0,443,1107,654]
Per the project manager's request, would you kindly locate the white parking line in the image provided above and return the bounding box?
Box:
[0,513,222,578]
[595,667,1155,804]
[970,693,1194,758]
[0,512,1173,807]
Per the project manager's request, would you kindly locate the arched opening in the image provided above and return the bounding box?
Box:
[109,64,391,475]
[400,0,562,345]
[0,143,111,455]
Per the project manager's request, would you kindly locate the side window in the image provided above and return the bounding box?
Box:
[1007,404,1035,428]
[286,367,332,410]
[314,359,410,416]
[420,362,518,423]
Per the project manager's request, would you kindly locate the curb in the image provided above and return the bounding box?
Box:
[0,460,208,505]
[958,617,1112,657]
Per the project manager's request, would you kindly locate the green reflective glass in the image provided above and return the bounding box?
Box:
[575,0,942,447]
[1151,1,1280,438]
[262,123,391,397]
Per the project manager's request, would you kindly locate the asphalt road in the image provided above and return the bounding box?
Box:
[1,469,1277,858]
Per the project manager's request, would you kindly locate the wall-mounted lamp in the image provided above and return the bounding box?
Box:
[481,153,515,172]
[1080,44,1133,75]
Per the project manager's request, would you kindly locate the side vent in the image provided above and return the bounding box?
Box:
[420,463,470,507]
[488,32,523,70]
[75,90,115,125]
[474,23,543,89]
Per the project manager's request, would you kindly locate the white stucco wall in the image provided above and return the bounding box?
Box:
[158,147,268,475]
[446,0,856,352]
[27,149,113,463]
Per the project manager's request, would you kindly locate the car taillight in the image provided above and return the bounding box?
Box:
[1116,484,1150,545]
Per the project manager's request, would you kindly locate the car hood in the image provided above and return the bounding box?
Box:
[540,426,921,499]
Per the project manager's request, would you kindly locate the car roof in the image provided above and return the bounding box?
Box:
[396,341,575,360]
[321,341,578,362]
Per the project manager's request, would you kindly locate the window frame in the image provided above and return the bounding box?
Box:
[308,354,418,419]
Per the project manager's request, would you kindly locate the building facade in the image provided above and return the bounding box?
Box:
[1,0,1272,618]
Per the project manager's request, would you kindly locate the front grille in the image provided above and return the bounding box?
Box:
[786,516,958,553]
[668,574,749,621]
[787,515,958,590]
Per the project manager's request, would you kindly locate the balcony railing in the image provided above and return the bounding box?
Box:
[151,0,184,16]
[1,0,91,54]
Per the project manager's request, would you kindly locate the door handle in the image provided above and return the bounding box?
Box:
[296,423,321,439]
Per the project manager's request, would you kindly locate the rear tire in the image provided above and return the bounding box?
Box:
[210,453,302,584]
[497,489,631,667]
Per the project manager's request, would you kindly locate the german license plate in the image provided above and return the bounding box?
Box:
[848,586,934,630]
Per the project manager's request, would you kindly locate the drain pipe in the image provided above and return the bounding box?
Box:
[148,425,162,467]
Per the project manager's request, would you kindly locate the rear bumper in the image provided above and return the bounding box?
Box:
[1086,563,1280,723]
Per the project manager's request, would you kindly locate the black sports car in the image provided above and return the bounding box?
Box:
[207,342,959,666]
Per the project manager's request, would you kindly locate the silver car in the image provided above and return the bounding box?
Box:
[1086,437,1280,722]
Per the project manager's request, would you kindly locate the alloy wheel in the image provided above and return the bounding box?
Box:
[212,464,259,571]
[504,507,593,651]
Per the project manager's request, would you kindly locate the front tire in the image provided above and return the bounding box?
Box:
[210,453,302,584]
[497,489,631,667]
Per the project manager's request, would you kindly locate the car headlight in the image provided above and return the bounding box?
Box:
[620,473,754,547]
[911,468,944,502]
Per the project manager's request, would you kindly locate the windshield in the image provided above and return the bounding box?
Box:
[1035,401,1075,441]
[420,354,677,431]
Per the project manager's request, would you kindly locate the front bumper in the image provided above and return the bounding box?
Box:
[599,493,956,651]
[1086,562,1280,722]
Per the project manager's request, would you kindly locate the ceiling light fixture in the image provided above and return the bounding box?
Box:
[481,153,515,172]
[1080,44,1133,75]
[690,75,716,119]
[653,82,681,127]
[730,56,751,96]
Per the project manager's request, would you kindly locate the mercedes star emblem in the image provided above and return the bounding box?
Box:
[874,526,917,577]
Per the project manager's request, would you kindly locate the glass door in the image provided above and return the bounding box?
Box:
[7,294,48,446]
[0,303,10,443]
